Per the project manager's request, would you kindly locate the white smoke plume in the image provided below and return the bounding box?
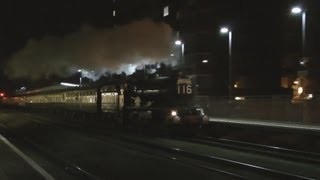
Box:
[5,19,174,80]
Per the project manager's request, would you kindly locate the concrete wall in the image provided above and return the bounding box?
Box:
[195,96,320,125]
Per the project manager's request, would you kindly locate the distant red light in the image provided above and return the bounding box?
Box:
[0,93,4,97]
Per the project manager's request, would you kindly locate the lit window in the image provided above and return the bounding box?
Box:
[307,94,313,99]
[163,6,169,17]
[113,10,116,17]
[298,87,303,95]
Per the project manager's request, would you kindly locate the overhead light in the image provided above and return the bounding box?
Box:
[60,82,80,87]
[202,59,208,63]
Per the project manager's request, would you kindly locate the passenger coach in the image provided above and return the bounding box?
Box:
[7,75,209,127]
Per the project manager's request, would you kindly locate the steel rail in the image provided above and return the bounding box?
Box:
[187,135,320,164]
[0,122,103,180]
[111,134,314,180]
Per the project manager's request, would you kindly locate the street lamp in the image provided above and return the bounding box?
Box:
[291,7,302,14]
[78,69,82,86]
[291,6,306,57]
[175,40,182,45]
[202,59,208,63]
[175,40,185,67]
[78,69,93,86]
[291,6,310,100]
[220,27,233,98]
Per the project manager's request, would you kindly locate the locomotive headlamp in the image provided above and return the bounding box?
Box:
[171,110,177,116]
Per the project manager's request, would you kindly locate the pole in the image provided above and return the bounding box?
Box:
[181,43,185,68]
[79,73,82,86]
[302,11,306,57]
[228,31,232,98]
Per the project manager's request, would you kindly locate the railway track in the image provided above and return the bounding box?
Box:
[2,110,319,179]
[175,135,320,165]
[103,134,316,180]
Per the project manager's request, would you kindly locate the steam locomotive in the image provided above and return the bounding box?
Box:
[4,75,209,127]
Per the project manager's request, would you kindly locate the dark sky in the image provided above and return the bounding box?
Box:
[0,0,173,92]
[0,0,319,93]
[1,1,113,60]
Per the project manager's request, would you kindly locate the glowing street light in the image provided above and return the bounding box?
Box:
[291,7,302,14]
[220,26,233,98]
[220,27,229,34]
[202,59,208,63]
[175,40,182,45]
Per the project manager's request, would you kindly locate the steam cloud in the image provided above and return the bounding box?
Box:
[5,19,174,80]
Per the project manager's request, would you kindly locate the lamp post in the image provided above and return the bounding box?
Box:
[78,69,82,86]
[78,69,93,86]
[291,6,306,57]
[220,27,232,98]
[291,6,310,100]
[175,40,184,68]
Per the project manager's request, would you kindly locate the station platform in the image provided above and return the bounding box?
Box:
[0,134,53,180]
[209,117,320,133]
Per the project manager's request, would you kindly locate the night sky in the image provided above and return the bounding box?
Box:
[0,0,319,94]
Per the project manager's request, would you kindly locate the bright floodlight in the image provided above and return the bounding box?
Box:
[291,7,302,14]
[175,40,182,45]
[78,69,82,72]
[220,27,229,34]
